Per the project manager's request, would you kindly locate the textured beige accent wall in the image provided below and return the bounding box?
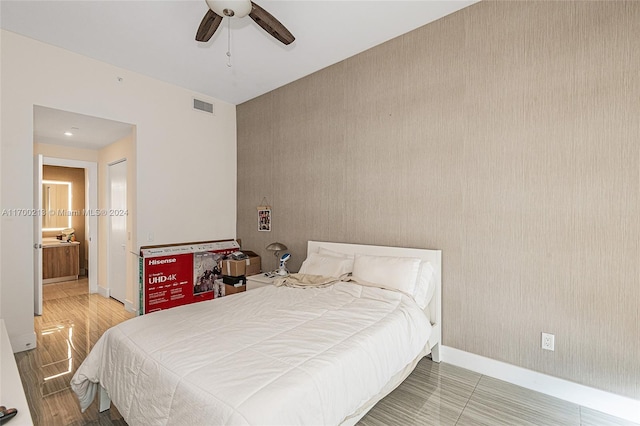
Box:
[237,1,640,399]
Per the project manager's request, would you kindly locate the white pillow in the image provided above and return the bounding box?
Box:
[298,252,354,277]
[413,261,435,309]
[351,254,421,296]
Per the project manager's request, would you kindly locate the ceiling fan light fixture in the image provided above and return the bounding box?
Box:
[197,0,295,45]
[206,0,251,19]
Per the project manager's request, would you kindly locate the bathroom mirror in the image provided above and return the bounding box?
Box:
[42,180,72,230]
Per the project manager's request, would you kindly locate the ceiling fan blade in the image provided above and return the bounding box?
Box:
[249,1,295,45]
[195,9,223,42]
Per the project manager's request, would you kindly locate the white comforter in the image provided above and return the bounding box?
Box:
[71,282,431,425]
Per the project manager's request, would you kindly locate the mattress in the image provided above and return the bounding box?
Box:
[71,281,432,425]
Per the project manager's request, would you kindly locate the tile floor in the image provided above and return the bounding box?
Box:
[360,358,638,426]
[15,278,133,425]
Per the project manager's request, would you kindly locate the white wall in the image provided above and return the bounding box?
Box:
[0,30,237,351]
[0,28,3,323]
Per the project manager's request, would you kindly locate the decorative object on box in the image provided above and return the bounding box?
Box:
[266,241,287,272]
[230,251,248,260]
[277,252,291,276]
[257,197,271,232]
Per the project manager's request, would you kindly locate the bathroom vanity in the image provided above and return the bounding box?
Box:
[42,238,80,283]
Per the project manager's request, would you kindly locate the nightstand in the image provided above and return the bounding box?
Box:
[246,274,276,291]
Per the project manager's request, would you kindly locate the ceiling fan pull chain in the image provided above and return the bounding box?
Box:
[226,18,232,67]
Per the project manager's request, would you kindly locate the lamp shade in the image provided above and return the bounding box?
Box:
[266,242,287,253]
[266,242,287,273]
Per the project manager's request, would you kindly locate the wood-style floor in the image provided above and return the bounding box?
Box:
[15,280,638,426]
[15,278,133,425]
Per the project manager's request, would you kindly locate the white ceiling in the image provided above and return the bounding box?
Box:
[1,0,478,106]
[34,106,135,149]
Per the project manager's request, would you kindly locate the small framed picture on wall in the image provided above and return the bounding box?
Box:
[258,208,271,232]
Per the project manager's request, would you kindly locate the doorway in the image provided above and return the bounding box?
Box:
[34,157,98,315]
[33,105,136,313]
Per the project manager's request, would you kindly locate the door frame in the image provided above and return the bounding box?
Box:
[34,155,43,315]
[107,158,127,304]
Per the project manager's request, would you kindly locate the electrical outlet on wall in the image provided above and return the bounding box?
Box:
[541,332,555,351]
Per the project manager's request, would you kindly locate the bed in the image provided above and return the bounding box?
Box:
[71,241,442,425]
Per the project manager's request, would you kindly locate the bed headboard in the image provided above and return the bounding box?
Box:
[307,241,442,361]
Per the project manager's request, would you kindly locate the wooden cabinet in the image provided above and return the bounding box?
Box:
[43,243,80,282]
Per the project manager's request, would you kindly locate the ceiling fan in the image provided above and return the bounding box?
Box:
[195,0,295,45]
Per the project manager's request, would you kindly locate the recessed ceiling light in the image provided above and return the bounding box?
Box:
[64,131,73,136]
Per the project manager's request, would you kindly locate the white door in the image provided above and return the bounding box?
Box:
[33,154,43,315]
[108,160,127,303]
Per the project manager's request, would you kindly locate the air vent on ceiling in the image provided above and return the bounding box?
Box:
[193,98,215,115]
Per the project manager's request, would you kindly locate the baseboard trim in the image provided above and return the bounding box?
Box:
[441,346,640,423]
[124,299,136,314]
[97,285,110,298]
[8,329,37,353]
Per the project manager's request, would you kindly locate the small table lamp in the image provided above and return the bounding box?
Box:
[266,242,287,272]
